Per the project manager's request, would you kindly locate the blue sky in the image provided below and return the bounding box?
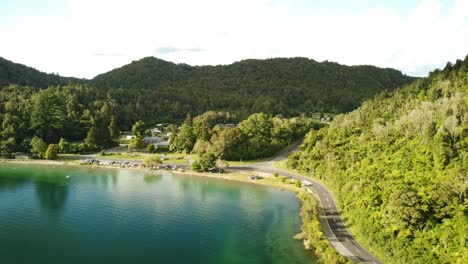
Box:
[0,0,467,78]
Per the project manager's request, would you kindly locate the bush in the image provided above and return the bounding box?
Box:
[191,152,217,172]
[295,180,302,188]
[280,177,286,183]
[273,172,279,177]
[146,144,156,153]
[143,155,163,167]
[58,138,70,153]
[45,144,58,160]
[30,136,48,159]
[128,137,146,150]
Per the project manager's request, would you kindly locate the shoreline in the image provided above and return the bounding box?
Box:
[1,158,302,192]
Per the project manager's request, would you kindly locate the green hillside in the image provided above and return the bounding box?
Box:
[91,57,415,116]
[288,56,468,263]
[0,57,84,88]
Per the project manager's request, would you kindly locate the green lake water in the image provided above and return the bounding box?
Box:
[0,164,315,264]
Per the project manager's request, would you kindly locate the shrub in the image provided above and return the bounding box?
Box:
[45,144,58,160]
[295,180,302,188]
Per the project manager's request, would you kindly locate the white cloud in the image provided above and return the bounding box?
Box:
[0,0,466,78]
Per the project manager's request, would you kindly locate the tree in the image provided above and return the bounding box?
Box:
[239,113,273,144]
[132,120,145,137]
[210,127,248,160]
[184,113,193,126]
[58,138,70,153]
[108,116,120,141]
[85,126,98,146]
[30,136,48,159]
[192,139,211,155]
[0,137,16,158]
[45,144,58,160]
[191,152,217,172]
[146,144,156,153]
[170,123,195,153]
[128,137,146,150]
[31,90,66,142]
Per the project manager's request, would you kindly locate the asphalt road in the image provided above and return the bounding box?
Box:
[230,143,381,264]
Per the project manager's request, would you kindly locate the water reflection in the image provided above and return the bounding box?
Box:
[35,181,69,214]
[144,173,163,184]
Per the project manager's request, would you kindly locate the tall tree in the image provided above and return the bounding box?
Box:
[108,116,120,141]
[132,120,145,138]
[31,90,66,142]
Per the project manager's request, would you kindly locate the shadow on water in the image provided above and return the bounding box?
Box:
[0,177,31,191]
[34,181,69,214]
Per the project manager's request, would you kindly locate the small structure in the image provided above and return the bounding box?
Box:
[150,128,162,136]
[143,137,162,144]
[14,153,31,159]
[301,180,313,186]
[120,131,134,140]
[154,141,169,148]
[320,116,333,123]
[217,123,237,128]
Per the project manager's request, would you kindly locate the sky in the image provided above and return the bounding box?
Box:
[0,0,467,79]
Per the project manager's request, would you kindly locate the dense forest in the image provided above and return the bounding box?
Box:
[287,56,468,263]
[0,56,414,126]
[91,57,415,117]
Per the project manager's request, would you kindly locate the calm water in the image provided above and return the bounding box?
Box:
[0,164,315,264]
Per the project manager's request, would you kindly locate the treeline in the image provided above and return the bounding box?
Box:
[287,56,468,263]
[168,111,320,171]
[0,85,119,157]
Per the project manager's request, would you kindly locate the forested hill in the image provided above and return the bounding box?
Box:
[91,57,415,114]
[288,56,468,263]
[0,56,414,119]
[0,57,84,88]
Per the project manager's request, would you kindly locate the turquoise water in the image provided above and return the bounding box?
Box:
[0,164,315,264]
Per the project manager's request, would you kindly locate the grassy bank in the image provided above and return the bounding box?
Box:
[296,192,352,264]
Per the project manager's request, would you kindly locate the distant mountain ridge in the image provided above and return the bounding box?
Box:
[89,56,416,114]
[0,57,85,88]
[0,56,415,116]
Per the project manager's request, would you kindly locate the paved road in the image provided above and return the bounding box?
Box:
[230,143,381,264]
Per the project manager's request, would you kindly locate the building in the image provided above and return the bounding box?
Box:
[143,137,162,144]
[150,128,162,136]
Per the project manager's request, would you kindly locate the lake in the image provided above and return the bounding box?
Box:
[0,164,315,264]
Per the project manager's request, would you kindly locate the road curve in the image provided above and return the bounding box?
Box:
[230,145,381,263]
